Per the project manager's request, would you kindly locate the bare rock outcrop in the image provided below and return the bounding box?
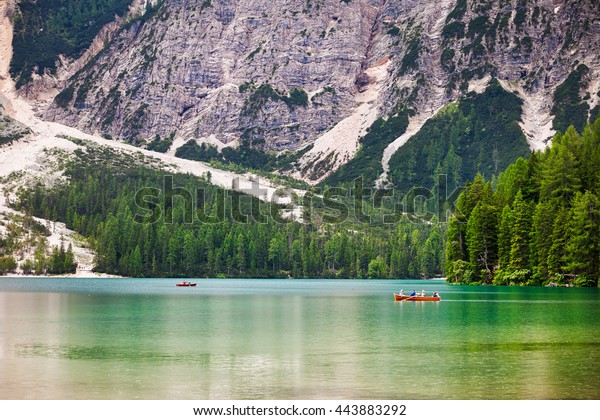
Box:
[40,0,600,183]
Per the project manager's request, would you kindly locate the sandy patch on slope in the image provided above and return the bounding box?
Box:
[0,180,108,277]
[295,59,390,184]
[498,79,554,151]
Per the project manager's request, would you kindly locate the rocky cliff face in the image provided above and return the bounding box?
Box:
[40,0,600,183]
[46,0,387,150]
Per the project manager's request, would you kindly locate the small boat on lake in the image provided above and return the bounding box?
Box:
[176,282,197,287]
[394,293,440,302]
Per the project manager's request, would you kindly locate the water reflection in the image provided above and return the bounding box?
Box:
[0,280,599,399]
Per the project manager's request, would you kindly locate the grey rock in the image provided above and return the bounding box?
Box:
[43,0,600,180]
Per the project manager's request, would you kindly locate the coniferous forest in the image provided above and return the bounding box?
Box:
[4,108,599,285]
[13,146,445,279]
[9,116,600,285]
[446,117,600,287]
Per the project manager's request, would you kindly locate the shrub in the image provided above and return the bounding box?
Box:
[0,256,18,274]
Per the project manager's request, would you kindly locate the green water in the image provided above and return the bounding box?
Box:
[0,278,599,399]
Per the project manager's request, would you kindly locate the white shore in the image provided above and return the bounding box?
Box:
[1,271,124,278]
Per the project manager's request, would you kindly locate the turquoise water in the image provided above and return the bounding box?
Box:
[0,278,599,399]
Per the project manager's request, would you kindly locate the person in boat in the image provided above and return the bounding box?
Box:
[433,291,440,298]
[410,290,417,296]
[399,289,404,296]
[421,290,425,297]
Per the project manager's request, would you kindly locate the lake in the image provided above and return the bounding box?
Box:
[0,278,599,399]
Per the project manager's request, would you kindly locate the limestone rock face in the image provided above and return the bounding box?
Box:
[43,0,600,181]
[46,0,386,150]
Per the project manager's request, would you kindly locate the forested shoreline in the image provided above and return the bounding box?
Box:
[8,147,445,279]
[446,117,600,287]
[3,115,599,284]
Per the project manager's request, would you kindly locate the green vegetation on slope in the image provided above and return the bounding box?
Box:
[13,146,445,279]
[176,141,275,171]
[0,212,76,275]
[175,140,311,190]
[0,105,30,146]
[551,64,591,134]
[388,79,530,193]
[321,109,412,187]
[240,83,309,117]
[446,117,600,287]
[146,133,174,153]
[10,0,134,88]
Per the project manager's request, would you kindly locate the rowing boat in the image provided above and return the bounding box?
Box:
[176,282,197,287]
[394,293,440,302]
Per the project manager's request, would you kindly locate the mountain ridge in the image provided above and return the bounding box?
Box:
[4,0,600,187]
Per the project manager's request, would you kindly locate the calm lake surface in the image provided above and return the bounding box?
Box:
[0,278,599,399]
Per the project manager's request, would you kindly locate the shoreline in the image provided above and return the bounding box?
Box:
[1,270,124,278]
[0,275,444,280]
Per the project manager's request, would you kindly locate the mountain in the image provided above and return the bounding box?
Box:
[0,104,29,146]
[1,0,599,281]
[6,0,600,189]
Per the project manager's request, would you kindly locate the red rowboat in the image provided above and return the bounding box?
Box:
[176,282,197,287]
[394,293,440,302]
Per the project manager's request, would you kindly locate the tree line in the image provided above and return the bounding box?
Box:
[0,212,77,275]
[446,117,600,287]
[15,152,445,279]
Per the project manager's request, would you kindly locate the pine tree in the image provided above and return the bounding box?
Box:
[236,233,246,275]
[497,205,513,270]
[566,191,600,286]
[547,205,570,277]
[132,245,143,278]
[461,173,488,219]
[367,256,388,279]
[509,190,533,271]
[445,216,466,281]
[34,236,47,275]
[495,157,529,207]
[167,235,179,275]
[466,200,499,282]
[540,129,582,205]
[290,239,303,278]
[421,228,443,278]
[65,243,77,274]
[247,237,257,274]
[268,232,286,273]
[580,118,600,195]
[530,201,555,279]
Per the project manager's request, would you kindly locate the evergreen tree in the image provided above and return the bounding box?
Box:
[421,228,443,278]
[566,191,600,286]
[495,157,529,207]
[34,236,47,275]
[447,116,600,286]
[546,205,570,278]
[183,232,196,276]
[540,128,582,205]
[268,232,286,273]
[236,233,247,275]
[13,150,447,280]
[580,119,600,195]
[509,190,533,272]
[132,245,143,278]
[65,243,77,274]
[367,256,388,279]
[290,239,303,278]
[497,205,513,270]
[445,216,466,281]
[466,199,499,283]
[529,201,555,280]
